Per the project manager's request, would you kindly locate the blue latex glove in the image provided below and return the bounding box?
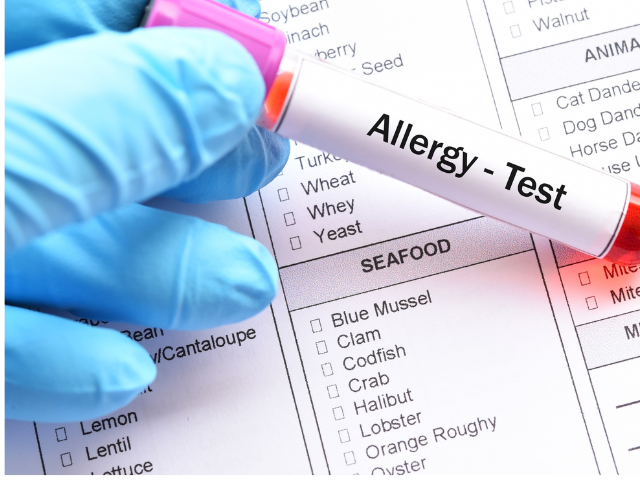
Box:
[6,0,289,422]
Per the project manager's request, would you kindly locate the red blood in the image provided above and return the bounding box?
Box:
[263,71,294,126]
[605,182,640,265]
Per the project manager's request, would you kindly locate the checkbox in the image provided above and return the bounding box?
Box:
[55,427,67,442]
[327,384,339,399]
[316,340,328,355]
[538,127,550,141]
[290,236,302,250]
[284,212,296,226]
[531,102,543,116]
[586,296,598,310]
[339,429,351,443]
[333,406,345,420]
[60,452,72,467]
[578,271,591,286]
[310,318,322,333]
[503,1,515,14]
[344,451,356,466]
[277,188,289,202]
[510,24,521,38]
[321,363,334,376]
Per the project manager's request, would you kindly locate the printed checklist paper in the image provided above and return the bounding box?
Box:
[6,0,640,474]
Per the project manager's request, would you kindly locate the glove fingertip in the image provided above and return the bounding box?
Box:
[99,328,158,392]
[5,307,157,422]
[256,131,290,190]
[250,235,280,306]
[181,223,280,329]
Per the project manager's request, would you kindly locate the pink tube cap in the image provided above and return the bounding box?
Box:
[143,0,287,92]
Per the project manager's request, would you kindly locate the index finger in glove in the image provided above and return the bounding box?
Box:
[6,27,265,253]
[6,204,279,331]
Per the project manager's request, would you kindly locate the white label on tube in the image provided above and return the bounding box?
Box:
[276,58,629,258]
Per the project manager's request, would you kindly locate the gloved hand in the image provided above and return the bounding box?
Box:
[5,0,289,422]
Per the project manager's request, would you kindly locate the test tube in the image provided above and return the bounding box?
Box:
[143,0,640,265]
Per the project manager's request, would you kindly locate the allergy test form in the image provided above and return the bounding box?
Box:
[5,0,640,475]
